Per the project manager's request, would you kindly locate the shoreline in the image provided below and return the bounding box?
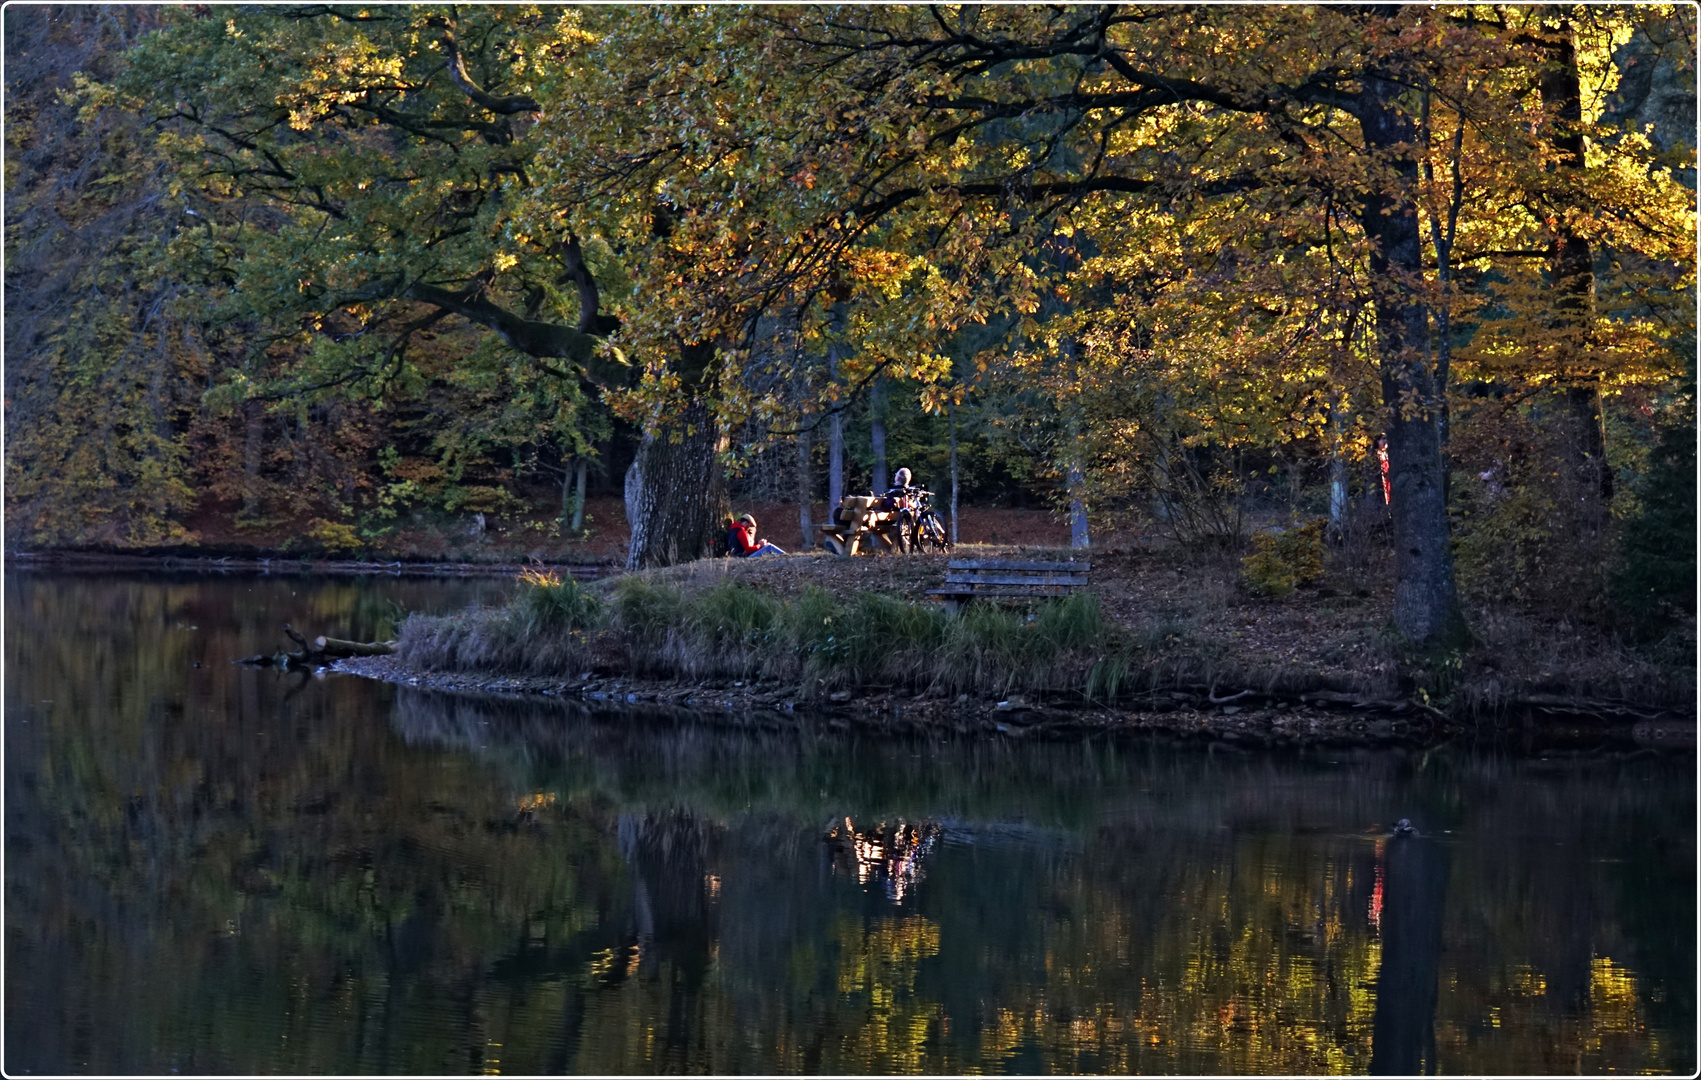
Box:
[5,548,618,578]
[330,654,1696,750]
[17,543,1691,746]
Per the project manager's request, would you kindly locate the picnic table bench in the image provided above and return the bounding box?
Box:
[926,558,1091,613]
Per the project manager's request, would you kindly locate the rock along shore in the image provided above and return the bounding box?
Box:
[331,653,1506,748]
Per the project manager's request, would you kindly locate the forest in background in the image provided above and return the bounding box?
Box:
[3,4,1695,648]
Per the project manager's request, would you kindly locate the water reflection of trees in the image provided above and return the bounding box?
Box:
[824,817,940,903]
[390,688,1697,1076]
[8,574,1694,1075]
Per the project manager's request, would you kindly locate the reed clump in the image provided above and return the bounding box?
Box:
[397,572,1191,702]
[399,568,605,674]
[514,568,603,635]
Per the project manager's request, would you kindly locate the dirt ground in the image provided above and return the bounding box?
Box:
[610,538,1694,722]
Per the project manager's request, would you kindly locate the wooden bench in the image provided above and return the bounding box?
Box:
[926,558,1091,613]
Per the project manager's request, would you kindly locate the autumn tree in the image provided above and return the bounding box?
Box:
[557,5,1494,643]
[103,7,685,559]
[92,3,1692,618]
[3,6,201,545]
[590,4,1689,644]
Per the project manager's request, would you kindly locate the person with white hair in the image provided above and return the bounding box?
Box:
[881,466,919,525]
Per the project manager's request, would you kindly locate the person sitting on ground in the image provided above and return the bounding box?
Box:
[729,513,787,557]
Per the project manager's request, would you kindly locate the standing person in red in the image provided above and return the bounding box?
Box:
[1375,436,1391,505]
[728,513,787,558]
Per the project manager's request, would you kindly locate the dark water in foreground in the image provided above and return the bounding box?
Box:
[4,572,1694,1075]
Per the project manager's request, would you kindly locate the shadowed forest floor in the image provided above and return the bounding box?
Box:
[585,544,1694,715]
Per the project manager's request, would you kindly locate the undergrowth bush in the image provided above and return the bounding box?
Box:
[1448,399,1618,616]
[1611,362,1695,635]
[607,582,1129,698]
[780,586,839,655]
[1241,518,1325,597]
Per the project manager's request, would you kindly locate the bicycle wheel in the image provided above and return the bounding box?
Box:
[918,511,950,552]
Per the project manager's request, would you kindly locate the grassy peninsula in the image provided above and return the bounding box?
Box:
[375,544,1695,741]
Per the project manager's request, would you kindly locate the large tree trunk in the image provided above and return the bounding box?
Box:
[1542,16,1613,514]
[1066,404,1090,550]
[241,399,265,520]
[1064,342,1090,549]
[624,395,726,570]
[1328,393,1349,535]
[1358,51,1469,649]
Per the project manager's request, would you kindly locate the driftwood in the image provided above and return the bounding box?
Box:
[236,622,396,668]
[315,636,396,658]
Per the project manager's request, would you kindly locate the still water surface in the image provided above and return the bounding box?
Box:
[4,572,1694,1075]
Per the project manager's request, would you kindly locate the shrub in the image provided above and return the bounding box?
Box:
[1241,518,1326,597]
[812,592,950,682]
[1612,373,1696,634]
[513,568,603,635]
[688,582,783,647]
[611,576,689,642]
[305,517,362,554]
[950,602,1026,660]
[1448,398,1616,615]
[780,586,840,655]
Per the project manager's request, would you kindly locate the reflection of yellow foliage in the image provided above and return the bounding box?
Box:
[1508,964,1547,998]
[833,914,940,996]
[516,791,557,813]
[1434,952,1665,1074]
[978,1006,1026,1064]
[830,915,945,1073]
[1588,956,1643,1036]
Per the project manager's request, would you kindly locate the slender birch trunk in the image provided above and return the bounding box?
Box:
[570,458,587,532]
[870,375,888,492]
[948,402,960,545]
[827,339,845,511]
[796,422,813,550]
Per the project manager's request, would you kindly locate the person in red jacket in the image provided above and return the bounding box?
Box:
[728,513,787,557]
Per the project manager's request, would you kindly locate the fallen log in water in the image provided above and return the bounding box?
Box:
[315,636,397,658]
[236,622,396,667]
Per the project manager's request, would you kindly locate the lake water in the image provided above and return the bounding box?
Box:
[4,572,1694,1075]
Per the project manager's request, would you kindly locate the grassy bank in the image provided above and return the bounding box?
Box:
[401,569,1187,703]
[393,545,1695,720]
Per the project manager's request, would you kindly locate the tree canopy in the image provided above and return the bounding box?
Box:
[8,3,1694,640]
